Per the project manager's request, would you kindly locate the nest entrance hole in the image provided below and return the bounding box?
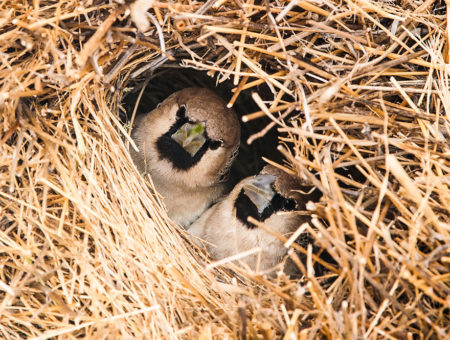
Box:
[121,66,285,185]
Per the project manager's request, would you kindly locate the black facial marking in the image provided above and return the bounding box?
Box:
[209,139,222,150]
[176,105,186,118]
[271,194,297,212]
[234,189,298,229]
[283,198,297,210]
[156,105,222,170]
[235,190,258,229]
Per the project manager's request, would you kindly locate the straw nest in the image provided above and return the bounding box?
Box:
[1,0,449,338]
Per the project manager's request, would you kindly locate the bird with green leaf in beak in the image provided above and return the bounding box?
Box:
[171,121,207,157]
[131,88,240,228]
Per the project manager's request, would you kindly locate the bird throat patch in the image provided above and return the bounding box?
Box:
[156,116,210,171]
[234,189,298,229]
[235,190,276,229]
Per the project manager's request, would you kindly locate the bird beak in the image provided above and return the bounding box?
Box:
[171,121,207,157]
[243,174,276,214]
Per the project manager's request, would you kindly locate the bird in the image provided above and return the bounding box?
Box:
[130,87,241,228]
[188,164,322,273]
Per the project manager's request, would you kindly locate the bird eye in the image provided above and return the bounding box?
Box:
[282,198,296,211]
[209,139,223,150]
[176,105,186,118]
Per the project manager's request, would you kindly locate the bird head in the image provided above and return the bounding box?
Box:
[233,165,321,232]
[131,88,240,187]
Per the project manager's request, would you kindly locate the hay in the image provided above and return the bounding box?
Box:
[1,0,449,338]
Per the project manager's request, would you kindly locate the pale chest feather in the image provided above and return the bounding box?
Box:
[154,175,225,228]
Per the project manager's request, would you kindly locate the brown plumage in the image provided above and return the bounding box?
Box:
[188,165,321,273]
[131,87,240,228]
